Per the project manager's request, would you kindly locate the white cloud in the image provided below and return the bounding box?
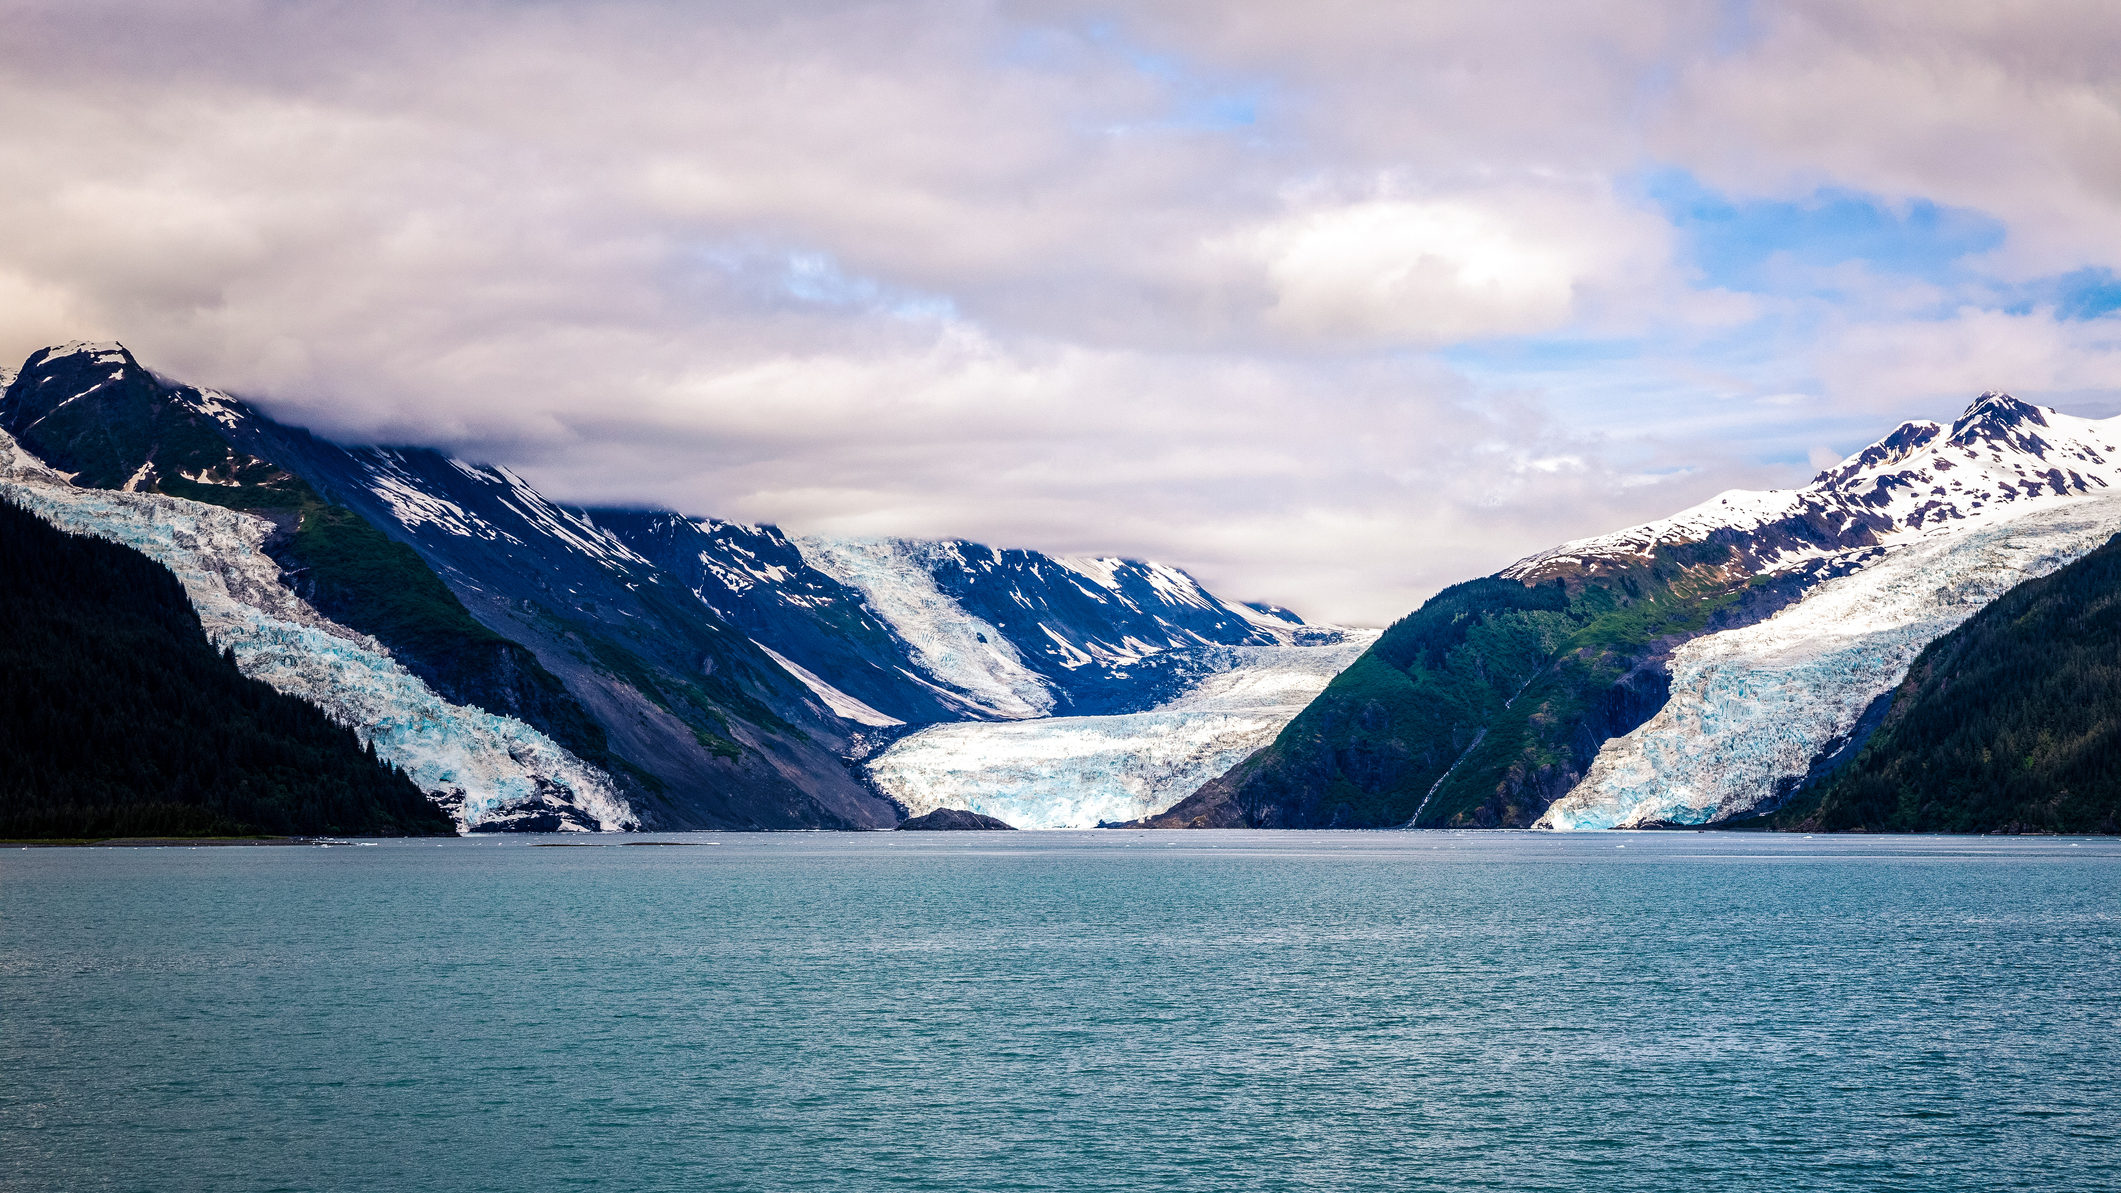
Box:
[1241,188,1671,344]
[0,1,2116,622]
[1661,0,2121,277]
[1816,307,2121,410]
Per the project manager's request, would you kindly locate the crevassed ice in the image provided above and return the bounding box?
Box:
[866,631,1376,828]
[0,431,633,832]
[793,535,1057,719]
[1541,497,2121,830]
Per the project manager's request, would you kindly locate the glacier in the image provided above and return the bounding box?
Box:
[793,536,1059,719]
[865,631,1376,828]
[0,429,633,833]
[1541,496,2121,829]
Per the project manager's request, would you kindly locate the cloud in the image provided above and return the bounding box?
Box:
[1816,307,2121,413]
[1660,1,2121,277]
[0,1,2116,622]
[1239,185,1672,345]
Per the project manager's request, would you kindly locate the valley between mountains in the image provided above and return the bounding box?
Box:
[4,340,2119,837]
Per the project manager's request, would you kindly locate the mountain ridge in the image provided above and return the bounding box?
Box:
[1169,391,2121,831]
[0,339,1313,832]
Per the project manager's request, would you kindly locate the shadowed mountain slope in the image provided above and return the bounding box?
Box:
[0,495,451,839]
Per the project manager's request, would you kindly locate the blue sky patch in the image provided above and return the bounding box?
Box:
[2042,269,2121,320]
[1641,168,2005,292]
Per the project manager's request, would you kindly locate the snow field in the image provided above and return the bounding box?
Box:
[793,536,1058,719]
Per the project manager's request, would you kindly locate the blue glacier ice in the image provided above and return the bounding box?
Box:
[1542,497,2121,829]
[0,430,633,832]
[865,632,1376,828]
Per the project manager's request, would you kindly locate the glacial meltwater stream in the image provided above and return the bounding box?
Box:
[4,831,2118,1191]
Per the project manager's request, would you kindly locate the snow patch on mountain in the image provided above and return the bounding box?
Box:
[484,464,652,572]
[1540,496,2121,830]
[0,430,633,833]
[753,641,904,728]
[794,535,1058,719]
[1509,394,2121,581]
[1055,554,1218,616]
[361,450,517,544]
[865,631,1376,828]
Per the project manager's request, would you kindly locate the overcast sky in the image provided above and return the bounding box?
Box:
[5,1,2121,623]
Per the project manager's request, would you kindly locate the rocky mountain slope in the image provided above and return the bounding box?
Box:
[1172,393,2121,830]
[2,340,1318,830]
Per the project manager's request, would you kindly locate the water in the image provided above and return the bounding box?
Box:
[3,831,2118,1192]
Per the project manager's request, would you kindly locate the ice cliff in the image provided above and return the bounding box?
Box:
[865,631,1377,828]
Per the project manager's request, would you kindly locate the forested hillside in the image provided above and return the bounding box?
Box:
[0,498,453,839]
[1148,546,1825,828]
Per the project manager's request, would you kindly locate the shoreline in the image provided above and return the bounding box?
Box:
[4,836,315,848]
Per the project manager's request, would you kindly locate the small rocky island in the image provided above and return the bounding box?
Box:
[896,808,1016,831]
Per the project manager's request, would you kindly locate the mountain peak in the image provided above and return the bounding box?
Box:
[1507,391,2121,584]
[27,340,133,371]
[1816,419,1943,485]
[1949,391,2050,445]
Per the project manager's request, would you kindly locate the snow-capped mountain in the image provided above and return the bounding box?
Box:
[1510,393,2120,581]
[2,339,1330,830]
[184,431,904,831]
[590,517,1371,826]
[1531,396,2121,829]
[1543,497,2121,828]
[791,537,1299,715]
[583,512,1313,726]
[585,513,968,731]
[1,341,898,829]
[1183,392,2121,832]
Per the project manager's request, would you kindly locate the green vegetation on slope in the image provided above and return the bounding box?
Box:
[0,497,452,838]
[1762,533,2121,834]
[1166,547,1781,829]
[0,356,616,772]
[275,502,615,767]
[1,353,308,506]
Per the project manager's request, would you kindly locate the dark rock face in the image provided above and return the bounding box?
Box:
[590,510,964,728]
[896,808,1016,831]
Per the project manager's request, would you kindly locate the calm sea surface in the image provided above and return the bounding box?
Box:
[3,831,2119,1192]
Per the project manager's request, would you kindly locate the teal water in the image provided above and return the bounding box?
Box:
[3,831,2118,1192]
